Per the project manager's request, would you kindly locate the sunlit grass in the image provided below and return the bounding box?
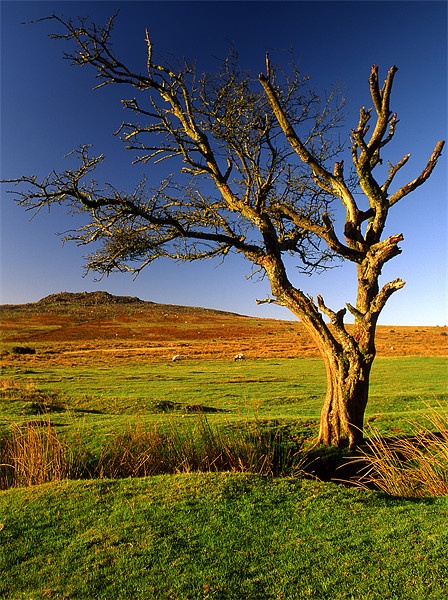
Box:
[2,356,446,419]
[2,357,446,467]
[2,473,448,599]
[1,355,447,598]
[349,402,448,497]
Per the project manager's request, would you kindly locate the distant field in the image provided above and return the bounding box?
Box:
[2,356,446,445]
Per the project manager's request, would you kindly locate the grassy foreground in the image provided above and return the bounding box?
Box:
[2,472,448,600]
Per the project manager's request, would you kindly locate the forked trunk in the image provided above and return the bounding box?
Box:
[262,258,376,450]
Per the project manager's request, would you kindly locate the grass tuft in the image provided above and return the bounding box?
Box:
[10,345,36,355]
[348,402,448,497]
[1,378,66,415]
[1,419,74,488]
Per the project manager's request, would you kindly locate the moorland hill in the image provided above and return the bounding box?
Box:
[1,292,447,365]
[2,291,244,317]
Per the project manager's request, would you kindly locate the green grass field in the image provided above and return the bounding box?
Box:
[2,356,446,439]
[2,474,448,599]
[1,355,447,599]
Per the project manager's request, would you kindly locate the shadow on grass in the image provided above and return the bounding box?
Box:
[25,401,105,416]
[154,400,228,413]
[72,407,105,415]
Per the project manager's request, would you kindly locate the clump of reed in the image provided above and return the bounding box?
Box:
[0,419,84,488]
[349,403,448,497]
[1,413,307,490]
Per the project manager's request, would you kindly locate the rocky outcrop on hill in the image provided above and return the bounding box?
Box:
[37,291,146,306]
[3,291,244,319]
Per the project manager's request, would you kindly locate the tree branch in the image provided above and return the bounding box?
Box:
[274,204,364,263]
[255,296,283,306]
[381,153,411,195]
[259,59,359,227]
[316,294,357,352]
[365,278,406,321]
[388,140,445,206]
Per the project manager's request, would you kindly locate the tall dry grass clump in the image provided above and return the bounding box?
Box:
[95,414,305,479]
[1,411,306,489]
[0,379,84,488]
[1,420,76,488]
[350,403,448,497]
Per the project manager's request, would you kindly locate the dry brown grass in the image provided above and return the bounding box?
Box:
[347,403,448,497]
[95,415,304,480]
[0,377,36,394]
[1,419,76,488]
[0,413,306,490]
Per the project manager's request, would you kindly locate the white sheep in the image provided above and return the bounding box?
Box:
[172,354,183,362]
[234,353,245,361]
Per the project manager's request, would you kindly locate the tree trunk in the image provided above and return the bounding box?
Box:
[316,348,372,449]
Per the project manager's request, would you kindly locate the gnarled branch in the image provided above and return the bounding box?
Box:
[388,140,445,206]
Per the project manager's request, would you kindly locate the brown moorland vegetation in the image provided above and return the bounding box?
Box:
[1,291,447,368]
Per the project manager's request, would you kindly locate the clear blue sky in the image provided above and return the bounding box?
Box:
[1,1,447,325]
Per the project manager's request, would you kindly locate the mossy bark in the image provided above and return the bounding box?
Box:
[316,349,372,449]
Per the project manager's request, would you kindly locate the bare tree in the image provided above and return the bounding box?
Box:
[4,15,444,448]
